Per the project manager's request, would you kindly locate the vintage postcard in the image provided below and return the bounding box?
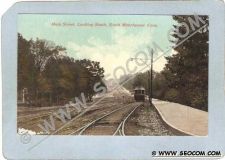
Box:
[17,14,208,136]
[2,1,225,160]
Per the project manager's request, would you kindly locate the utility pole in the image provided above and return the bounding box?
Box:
[130,50,154,106]
[150,50,153,106]
[148,71,150,104]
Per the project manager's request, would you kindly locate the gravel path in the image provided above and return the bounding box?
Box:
[126,103,176,136]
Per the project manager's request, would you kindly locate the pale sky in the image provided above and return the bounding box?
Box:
[18,14,177,78]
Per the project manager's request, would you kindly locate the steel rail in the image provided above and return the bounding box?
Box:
[113,104,140,136]
[77,104,131,135]
[69,104,130,135]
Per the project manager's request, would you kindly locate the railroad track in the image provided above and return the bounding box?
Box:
[17,96,139,135]
[69,103,142,136]
[54,103,124,135]
[53,97,135,135]
[113,105,139,136]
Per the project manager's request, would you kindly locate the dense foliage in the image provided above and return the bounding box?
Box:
[122,15,208,111]
[163,15,208,111]
[18,34,105,106]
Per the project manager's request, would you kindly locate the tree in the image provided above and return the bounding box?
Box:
[18,34,106,106]
[29,38,66,106]
[162,15,208,111]
[18,33,37,104]
[132,74,146,88]
[152,72,168,99]
[76,59,106,101]
[30,38,66,72]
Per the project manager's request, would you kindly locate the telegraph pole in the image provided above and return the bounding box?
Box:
[150,50,153,106]
[130,50,154,106]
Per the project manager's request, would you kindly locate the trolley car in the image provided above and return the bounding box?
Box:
[134,86,145,102]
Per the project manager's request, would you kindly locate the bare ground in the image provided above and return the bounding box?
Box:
[125,103,176,136]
